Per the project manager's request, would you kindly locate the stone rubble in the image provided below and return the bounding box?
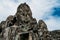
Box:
[0,3,60,40]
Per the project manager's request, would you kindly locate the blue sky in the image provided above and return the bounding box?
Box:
[0,0,60,31]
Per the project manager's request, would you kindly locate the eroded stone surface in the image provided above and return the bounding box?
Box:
[0,3,60,40]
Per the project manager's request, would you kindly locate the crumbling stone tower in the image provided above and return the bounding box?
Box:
[0,3,60,40]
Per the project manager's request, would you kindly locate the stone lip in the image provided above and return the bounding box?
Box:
[0,3,60,40]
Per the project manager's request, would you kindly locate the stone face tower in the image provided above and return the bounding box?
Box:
[0,3,60,40]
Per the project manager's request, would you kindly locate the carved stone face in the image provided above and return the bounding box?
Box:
[38,20,47,28]
[17,3,31,13]
[16,3,32,22]
[6,15,14,21]
[6,15,13,27]
[6,15,17,27]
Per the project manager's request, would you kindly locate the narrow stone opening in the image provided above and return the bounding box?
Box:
[0,28,2,33]
[12,17,17,24]
[0,24,2,33]
[9,22,13,27]
[20,33,29,40]
[8,17,17,27]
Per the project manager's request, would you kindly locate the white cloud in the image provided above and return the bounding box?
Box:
[45,16,60,31]
[0,0,60,31]
[0,0,18,21]
[29,0,57,20]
